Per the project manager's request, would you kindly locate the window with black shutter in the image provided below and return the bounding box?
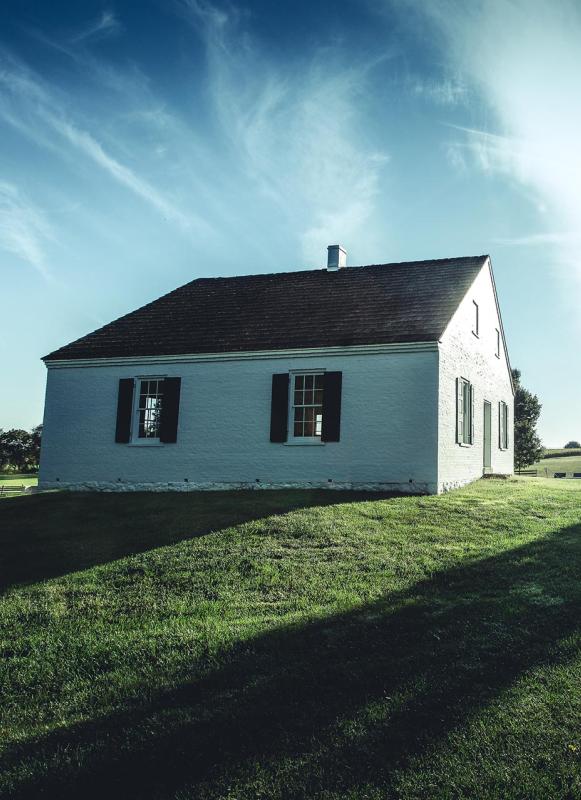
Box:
[115,376,181,444]
[273,370,343,444]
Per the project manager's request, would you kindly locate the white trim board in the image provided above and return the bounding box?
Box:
[44,341,439,369]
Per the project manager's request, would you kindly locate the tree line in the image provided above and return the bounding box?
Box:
[0,426,42,473]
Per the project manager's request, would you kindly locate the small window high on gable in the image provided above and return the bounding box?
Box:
[472,300,479,337]
[495,328,501,358]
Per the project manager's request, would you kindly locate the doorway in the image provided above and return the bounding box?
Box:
[483,401,492,473]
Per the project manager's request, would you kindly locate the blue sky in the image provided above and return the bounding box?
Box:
[1,0,579,445]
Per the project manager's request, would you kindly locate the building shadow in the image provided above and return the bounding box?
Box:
[4,521,580,798]
[0,489,401,591]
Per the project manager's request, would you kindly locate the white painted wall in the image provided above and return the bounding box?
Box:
[39,348,440,493]
[437,260,514,492]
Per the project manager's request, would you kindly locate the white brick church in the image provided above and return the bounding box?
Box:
[39,247,514,494]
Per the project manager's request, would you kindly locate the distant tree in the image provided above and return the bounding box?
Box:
[0,429,32,472]
[512,369,543,472]
[0,429,6,470]
[30,424,43,468]
[564,440,581,449]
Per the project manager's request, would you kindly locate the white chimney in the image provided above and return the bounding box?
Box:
[327,244,347,271]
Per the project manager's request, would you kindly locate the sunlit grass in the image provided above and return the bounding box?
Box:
[1,479,580,799]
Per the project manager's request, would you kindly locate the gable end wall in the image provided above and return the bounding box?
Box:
[437,261,514,492]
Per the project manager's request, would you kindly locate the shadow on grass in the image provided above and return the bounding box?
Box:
[5,521,581,799]
[0,489,400,591]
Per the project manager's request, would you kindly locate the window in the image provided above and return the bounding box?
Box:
[457,378,474,445]
[472,300,479,337]
[499,401,509,449]
[292,373,323,438]
[269,371,342,444]
[115,376,181,445]
[135,378,164,440]
[495,328,501,358]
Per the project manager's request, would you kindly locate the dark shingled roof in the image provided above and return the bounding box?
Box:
[44,255,489,361]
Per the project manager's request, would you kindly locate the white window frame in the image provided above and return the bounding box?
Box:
[472,300,479,337]
[130,376,165,446]
[287,370,325,446]
[495,328,501,358]
[457,377,474,446]
[499,400,509,450]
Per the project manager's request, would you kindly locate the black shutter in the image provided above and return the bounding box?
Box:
[115,378,134,443]
[321,371,342,442]
[159,377,181,443]
[270,373,289,442]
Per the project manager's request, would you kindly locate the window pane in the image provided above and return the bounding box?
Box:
[136,379,163,438]
[291,374,324,438]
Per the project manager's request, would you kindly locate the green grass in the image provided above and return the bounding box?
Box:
[529,455,581,476]
[0,475,37,485]
[0,476,37,499]
[0,480,580,799]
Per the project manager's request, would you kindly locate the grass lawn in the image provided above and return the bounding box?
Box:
[0,479,580,799]
[0,475,37,486]
[0,475,38,499]
[528,455,581,476]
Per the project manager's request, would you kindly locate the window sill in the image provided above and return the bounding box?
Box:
[284,439,325,446]
[128,440,164,447]
[458,442,473,448]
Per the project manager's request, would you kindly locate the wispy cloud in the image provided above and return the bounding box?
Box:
[0,55,210,235]
[415,0,581,299]
[71,10,122,44]
[492,232,581,247]
[411,77,467,106]
[52,116,200,231]
[179,0,389,264]
[0,182,54,277]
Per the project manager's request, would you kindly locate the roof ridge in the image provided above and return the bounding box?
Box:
[182,254,489,285]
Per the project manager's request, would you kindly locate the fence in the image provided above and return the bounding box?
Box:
[0,484,27,496]
[518,469,581,479]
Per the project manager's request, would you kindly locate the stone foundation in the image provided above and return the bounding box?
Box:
[38,480,434,494]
